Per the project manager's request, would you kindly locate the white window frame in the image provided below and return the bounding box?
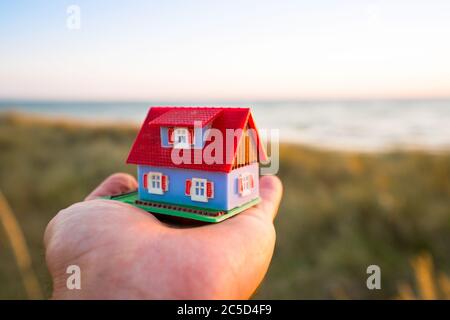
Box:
[147,172,163,195]
[190,178,208,202]
[240,173,253,196]
[173,127,192,149]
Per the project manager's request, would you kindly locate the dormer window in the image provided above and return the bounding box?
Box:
[168,127,194,149]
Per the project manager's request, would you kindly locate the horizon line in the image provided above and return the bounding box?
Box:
[1,96,450,104]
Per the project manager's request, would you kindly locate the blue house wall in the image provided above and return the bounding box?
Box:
[138,165,228,210]
[138,163,260,211]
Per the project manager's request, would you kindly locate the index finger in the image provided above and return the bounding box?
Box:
[207,176,283,234]
[254,175,283,222]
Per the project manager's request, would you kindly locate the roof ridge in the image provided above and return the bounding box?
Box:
[149,106,250,110]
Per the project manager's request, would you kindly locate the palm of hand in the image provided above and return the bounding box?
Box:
[44,173,282,299]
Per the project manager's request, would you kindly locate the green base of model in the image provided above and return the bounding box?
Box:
[104,191,260,223]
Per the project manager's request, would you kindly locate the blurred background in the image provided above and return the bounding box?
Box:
[0,0,449,299]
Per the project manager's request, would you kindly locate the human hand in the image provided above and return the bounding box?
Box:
[44,173,283,299]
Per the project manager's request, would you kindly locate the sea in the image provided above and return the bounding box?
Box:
[1,99,449,152]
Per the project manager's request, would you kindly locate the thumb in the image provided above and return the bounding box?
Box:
[85,173,138,201]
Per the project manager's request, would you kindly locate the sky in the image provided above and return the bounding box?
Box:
[0,0,449,101]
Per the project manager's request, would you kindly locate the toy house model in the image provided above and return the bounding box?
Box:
[109,106,267,223]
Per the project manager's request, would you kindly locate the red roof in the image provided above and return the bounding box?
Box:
[149,108,222,127]
[127,107,268,172]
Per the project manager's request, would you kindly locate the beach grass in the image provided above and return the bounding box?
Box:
[0,112,449,299]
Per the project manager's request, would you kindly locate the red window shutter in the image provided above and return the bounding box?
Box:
[168,127,175,143]
[143,174,148,188]
[206,181,213,198]
[238,176,243,194]
[250,175,254,189]
[188,128,194,145]
[185,179,192,195]
[162,175,167,191]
